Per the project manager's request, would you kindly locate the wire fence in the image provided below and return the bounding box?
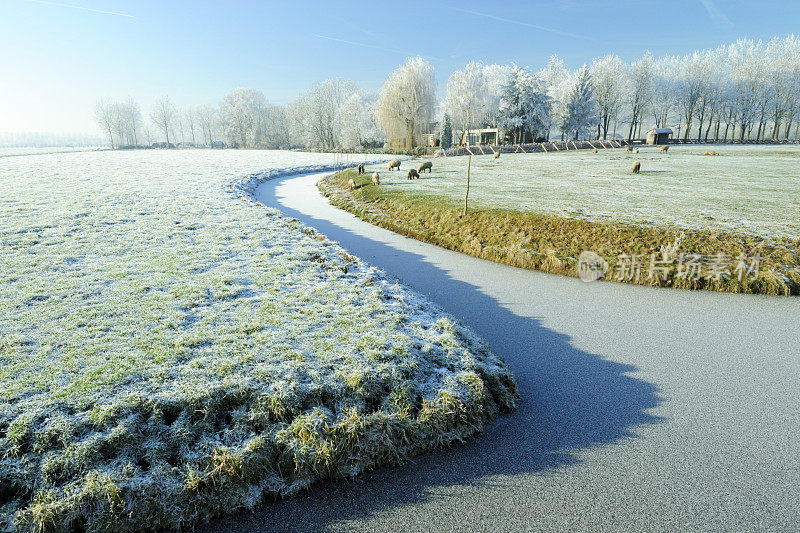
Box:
[428,137,799,158]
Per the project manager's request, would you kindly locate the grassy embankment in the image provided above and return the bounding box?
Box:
[319,163,800,296]
[0,150,517,532]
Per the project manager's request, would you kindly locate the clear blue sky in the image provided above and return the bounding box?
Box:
[1,0,797,134]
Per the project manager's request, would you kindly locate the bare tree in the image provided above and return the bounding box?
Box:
[95,98,117,148]
[195,104,218,146]
[183,107,197,146]
[122,98,142,146]
[150,95,176,146]
[111,101,127,147]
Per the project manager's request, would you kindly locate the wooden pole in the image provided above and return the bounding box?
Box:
[463,155,471,217]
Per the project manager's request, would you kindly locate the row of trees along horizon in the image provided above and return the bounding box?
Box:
[96,35,800,152]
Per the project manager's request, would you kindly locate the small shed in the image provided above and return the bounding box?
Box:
[421,133,437,147]
[460,128,499,146]
[646,128,673,145]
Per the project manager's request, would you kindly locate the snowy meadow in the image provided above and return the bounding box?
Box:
[365,145,800,239]
[0,150,516,531]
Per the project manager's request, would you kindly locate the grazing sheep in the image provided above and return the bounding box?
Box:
[704,150,720,156]
[494,151,501,159]
[632,161,641,174]
[387,159,401,171]
[357,163,365,174]
[407,168,419,180]
[371,172,380,186]
[659,145,670,152]
[418,161,432,173]
[348,178,356,190]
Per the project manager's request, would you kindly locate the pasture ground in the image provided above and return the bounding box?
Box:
[321,145,800,295]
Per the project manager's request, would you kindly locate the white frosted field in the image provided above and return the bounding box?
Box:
[366,145,800,239]
[0,146,106,158]
[0,150,515,531]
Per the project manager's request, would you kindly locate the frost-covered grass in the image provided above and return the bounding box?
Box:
[322,146,800,295]
[0,150,516,532]
[364,144,800,239]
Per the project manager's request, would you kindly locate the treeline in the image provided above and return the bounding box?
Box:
[442,34,800,144]
[0,131,103,148]
[95,34,800,150]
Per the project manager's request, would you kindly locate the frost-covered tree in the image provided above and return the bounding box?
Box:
[498,64,551,143]
[482,64,515,127]
[121,98,142,147]
[173,111,185,145]
[776,35,800,140]
[195,104,218,146]
[699,50,727,142]
[150,95,176,146]
[539,55,572,140]
[338,92,381,150]
[626,52,654,141]
[762,35,800,140]
[252,103,290,149]
[295,79,357,150]
[111,101,127,147]
[562,65,599,139]
[692,51,722,141]
[219,88,269,148]
[443,61,489,143]
[375,56,436,150]
[591,54,627,139]
[183,107,197,145]
[727,39,765,141]
[97,98,142,147]
[650,55,678,130]
[675,51,711,140]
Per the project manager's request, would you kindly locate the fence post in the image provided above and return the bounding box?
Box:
[463,155,471,217]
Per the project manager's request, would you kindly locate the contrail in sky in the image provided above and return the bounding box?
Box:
[313,34,405,55]
[453,7,595,42]
[22,0,136,19]
[699,0,733,26]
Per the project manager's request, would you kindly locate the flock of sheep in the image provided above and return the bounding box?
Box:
[347,159,434,190]
[345,144,722,186]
